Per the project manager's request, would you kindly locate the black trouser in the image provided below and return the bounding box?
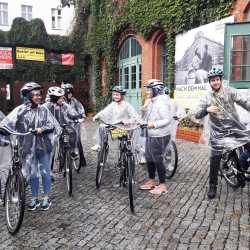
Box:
[209,150,222,186]
[145,135,170,184]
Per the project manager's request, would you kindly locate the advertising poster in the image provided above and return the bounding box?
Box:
[174,16,234,109]
[16,47,45,62]
[0,47,13,69]
[62,53,75,66]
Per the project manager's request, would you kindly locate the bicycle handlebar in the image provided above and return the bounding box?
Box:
[0,126,36,136]
[97,119,147,130]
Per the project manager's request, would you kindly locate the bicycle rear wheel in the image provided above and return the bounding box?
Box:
[65,151,73,196]
[220,153,241,188]
[165,141,178,179]
[5,169,25,235]
[96,145,108,189]
[127,155,135,213]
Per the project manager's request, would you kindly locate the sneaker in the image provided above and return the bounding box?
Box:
[41,198,52,211]
[28,198,40,211]
[139,156,147,165]
[71,152,79,160]
[207,185,217,199]
[91,144,101,151]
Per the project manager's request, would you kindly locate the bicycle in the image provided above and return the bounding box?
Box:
[95,120,147,213]
[164,140,178,179]
[220,144,250,188]
[0,126,34,235]
[51,120,84,196]
[72,119,86,173]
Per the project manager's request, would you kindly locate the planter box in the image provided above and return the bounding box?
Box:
[176,127,202,143]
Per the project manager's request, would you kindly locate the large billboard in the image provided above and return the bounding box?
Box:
[174,16,234,109]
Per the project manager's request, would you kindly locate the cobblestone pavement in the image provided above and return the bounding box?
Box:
[0,120,249,250]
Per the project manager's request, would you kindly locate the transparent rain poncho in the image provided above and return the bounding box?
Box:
[67,97,85,117]
[0,102,62,179]
[43,101,82,149]
[194,86,250,155]
[93,101,141,148]
[65,97,87,144]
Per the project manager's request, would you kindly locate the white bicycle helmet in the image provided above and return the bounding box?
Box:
[47,86,65,97]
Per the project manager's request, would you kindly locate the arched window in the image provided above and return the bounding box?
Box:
[119,37,142,110]
[160,42,168,83]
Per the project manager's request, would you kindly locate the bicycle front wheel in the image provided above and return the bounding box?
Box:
[5,169,25,235]
[65,151,73,196]
[165,141,178,179]
[96,145,108,189]
[127,155,135,213]
[220,153,241,188]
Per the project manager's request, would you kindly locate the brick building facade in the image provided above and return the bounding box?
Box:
[95,0,250,110]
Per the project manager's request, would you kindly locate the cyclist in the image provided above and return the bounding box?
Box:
[91,85,140,150]
[0,82,61,210]
[61,83,86,165]
[44,86,83,164]
[195,68,250,199]
[140,79,172,195]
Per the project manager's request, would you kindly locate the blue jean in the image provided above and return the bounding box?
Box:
[30,152,51,198]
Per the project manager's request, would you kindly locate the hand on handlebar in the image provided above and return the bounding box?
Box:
[147,121,155,129]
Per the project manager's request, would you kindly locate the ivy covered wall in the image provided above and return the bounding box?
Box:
[69,0,233,110]
[0,17,82,84]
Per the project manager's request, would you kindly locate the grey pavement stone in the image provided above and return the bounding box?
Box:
[0,120,249,250]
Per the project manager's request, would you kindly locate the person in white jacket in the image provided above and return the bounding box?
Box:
[140,79,172,195]
[91,85,139,150]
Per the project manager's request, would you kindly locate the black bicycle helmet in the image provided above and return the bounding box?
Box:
[61,83,73,94]
[207,68,223,79]
[20,82,42,100]
[112,85,126,95]
[61,83,73,89]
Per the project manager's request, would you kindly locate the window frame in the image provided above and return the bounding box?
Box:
[51,8,62,30]
[21,5,32,21]
[224,22,250,88]
[0,2,8,26]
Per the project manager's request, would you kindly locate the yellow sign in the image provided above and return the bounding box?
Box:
[110,128,128,139]
[16,47,45,62]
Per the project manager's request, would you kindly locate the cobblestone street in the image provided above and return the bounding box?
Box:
[0,120,249,250]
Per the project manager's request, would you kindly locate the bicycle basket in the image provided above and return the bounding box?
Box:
[110,128,128,139]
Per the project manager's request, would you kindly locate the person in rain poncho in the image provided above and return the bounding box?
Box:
[195,68,250,199]
[43,87,84,164]
[61,83,86,166]
[139,79,171,195]
[0,82,61,211]
[91,85,140,151]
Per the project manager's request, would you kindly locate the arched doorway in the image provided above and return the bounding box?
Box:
[119,37,142,110]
